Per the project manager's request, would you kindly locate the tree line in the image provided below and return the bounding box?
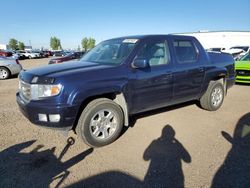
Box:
[8,39,25,50]
[7,36,96,51]
[50,36,95,51]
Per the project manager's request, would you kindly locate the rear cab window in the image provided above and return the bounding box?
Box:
[173,40,198,63]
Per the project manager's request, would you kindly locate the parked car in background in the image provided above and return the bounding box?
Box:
[49,51,85,64]
[227,46,250,60]
[222,48,244,60]
[0,51,13,57]
[230,46,250,55]
[17,50,28,59]
[40,51,48,58]
[207,47,244,60]
[11,52,20,59]
[0,57,22,79]
[52,51,67,57]
[235,52,250,83]
[12,51,26,60]
[42,50,53,57]
[23,51,41,59]
[33,50,44,58]
[207,47,226,52]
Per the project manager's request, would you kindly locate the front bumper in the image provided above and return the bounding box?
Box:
[235,69,250,83]
[16,92,79,131]
[235,76,250,83]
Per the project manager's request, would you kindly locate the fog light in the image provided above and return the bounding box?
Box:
[49,114,60,122]
[38,114,48,122]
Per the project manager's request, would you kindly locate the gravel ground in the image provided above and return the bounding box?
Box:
[0,58,249,188]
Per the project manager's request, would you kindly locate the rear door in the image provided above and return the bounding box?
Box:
[128,38,174,113]
[170,37,205,102]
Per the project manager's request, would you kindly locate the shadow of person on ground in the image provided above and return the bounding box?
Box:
[67,125,191,188]
[212,113,250,188]
[0,137,93,188]
[143,125,191,188]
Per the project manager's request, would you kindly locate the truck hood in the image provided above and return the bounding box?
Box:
[235,61,250,69]
[26,60,114,77]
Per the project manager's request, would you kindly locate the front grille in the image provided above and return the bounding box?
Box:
[19,80,31,101]
[236,70,250,76]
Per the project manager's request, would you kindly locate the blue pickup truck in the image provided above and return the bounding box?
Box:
[16,35,235,147]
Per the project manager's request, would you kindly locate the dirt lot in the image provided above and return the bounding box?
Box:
[0,58,249,188]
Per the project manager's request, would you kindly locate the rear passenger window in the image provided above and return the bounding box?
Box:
[136,41,170,66]
[174,40,198,63]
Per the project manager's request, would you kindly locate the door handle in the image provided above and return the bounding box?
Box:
[199,67,204,72]
[165,72,173,79]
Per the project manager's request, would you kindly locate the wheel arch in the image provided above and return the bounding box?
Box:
[210,72,227,95]
[200,68,227,98]
[199,78,225,111]
[72,92,129,131]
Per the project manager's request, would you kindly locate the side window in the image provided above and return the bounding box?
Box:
[136,41,169,66]
[174,40,198,63]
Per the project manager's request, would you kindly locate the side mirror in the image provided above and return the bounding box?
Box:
[132,58,149,69]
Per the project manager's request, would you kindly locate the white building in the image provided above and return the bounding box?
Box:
[176,31,250,49]
[0,44,9,50]
[24,46,32,51]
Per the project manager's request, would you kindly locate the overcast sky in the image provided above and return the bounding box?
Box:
[1,0,249,49]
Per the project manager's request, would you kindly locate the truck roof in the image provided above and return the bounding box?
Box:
[106,34,196,41]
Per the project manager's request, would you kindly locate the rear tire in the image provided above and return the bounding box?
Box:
[0,67,10,80]
[200,81,225,111]
[76,98,124,147]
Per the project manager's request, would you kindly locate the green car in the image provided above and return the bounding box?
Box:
[235,52,250,83]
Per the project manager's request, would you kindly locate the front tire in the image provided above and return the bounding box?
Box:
[0,67,10,80]
[76,98,124,147]
[200,81,225,111]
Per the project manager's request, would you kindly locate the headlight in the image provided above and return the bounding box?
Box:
[31,84,62,100]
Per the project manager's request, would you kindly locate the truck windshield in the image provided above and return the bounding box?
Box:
[81,39,138,65]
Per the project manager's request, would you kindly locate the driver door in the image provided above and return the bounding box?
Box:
[128,39,174,114]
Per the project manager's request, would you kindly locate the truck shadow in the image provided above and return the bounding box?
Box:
[128,101,196,128]
[67,125,191,188]
[120,101,195,137]
[212,112,250,188]
[0,137,93,188]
